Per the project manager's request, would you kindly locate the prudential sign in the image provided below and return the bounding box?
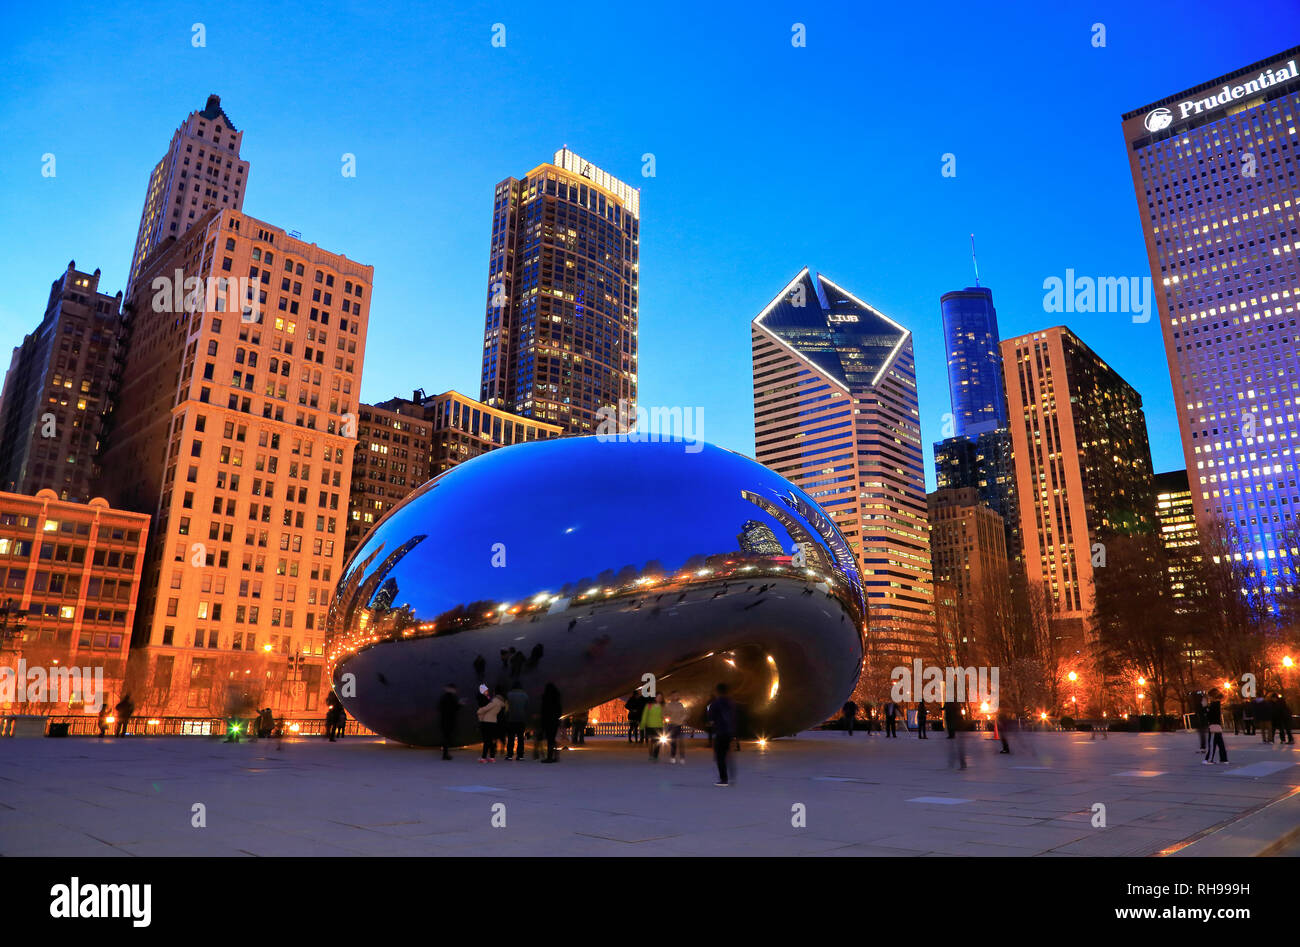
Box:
[1145,59,1297,131]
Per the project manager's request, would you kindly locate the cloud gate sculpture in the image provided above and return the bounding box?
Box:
[327,438,866,746]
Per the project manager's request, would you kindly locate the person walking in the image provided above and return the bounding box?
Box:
[1192,690,1208,751]
[943,700,967,769]
[113,693,134,737]
[1258,695,1275,743]
[438,684,461,760]
[706,684,737,786]
[539,683,562,763]
[1273,693,1294,745]
[625,691,646,743]
[569,708,588,746]
[665,693,688,764]
[883,698,898,738]
[97,698,111,739]
[1203,688,1229,764]
[841,699,858,736]
[641,693,665,760]
[1242,697,1256,736]
[324,691,340,741]
[476,686,507,762]
[916,701,928,739]
[505,681,529,760]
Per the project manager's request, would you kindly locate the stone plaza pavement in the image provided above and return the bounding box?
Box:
[1,729,1296,856]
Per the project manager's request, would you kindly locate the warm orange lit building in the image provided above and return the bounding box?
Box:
[422,389,562,475]
[99,207,370,716]
[345,397,431,558]
[752,268,934,666]
[127,95,248,292]
[0,262,122,503]
[1001,327,1158,645]
[927,486,1009,661]
[0,489,148,710]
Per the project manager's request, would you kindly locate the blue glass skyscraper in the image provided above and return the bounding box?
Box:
[940,287,1007,437]
[933,285,1021,566]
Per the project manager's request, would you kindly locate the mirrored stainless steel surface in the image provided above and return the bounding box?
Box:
[327,437,866,745]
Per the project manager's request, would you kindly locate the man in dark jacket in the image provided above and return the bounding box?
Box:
[505,682,529,760]
[916,701,928,738]
[706,684,737,786]
[438,684,461,760]
[625,691,646,743]
[540,683,563,762]
[883,698,899,738]
[113,694,134,738]
[841,700,858,736]
[1274,693,1294,745]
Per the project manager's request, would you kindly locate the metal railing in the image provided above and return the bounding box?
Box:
[2,714,375,738]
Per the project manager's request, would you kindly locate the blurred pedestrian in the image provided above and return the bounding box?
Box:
[943,700,967,769]
[665,693,688,764]
[883,698,898,738]
[916,701,928,739]
[1273,693,1293,745]
[569,709,588,745]
[540,683,562,763]
[625,691,646,743]
[505,680,529,760]
[642,693,665,760]
[476,686,507,762]
[113,693,133,738]
[438,684,461,760]
[1203,688,1229,764]
[97,698,111,739]
[841,699,858,736]
[707,683,737,786]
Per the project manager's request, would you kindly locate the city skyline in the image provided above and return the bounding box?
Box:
[5,2,1298,490]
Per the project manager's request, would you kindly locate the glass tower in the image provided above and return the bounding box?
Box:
[480,148,639,436]
[1123,47,1300,601]
[752,267,934,665]
[940,287,1007,436]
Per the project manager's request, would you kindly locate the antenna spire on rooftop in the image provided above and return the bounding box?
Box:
[969,233,981,288]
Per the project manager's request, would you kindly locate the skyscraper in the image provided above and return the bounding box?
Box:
[941,287,1008,437]
[927,486,1009,661]
[1154,468,1203,609]
[1001,327,1159,643]
[127,95,248,293]
[480,148,639,435]
[100,207,370,716]
[752,267,933,662]
[1123,47,1300,600]
[933,285,1021,566]
[0,262,122,502]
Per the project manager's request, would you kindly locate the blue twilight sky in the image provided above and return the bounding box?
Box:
[1,0,1297,490]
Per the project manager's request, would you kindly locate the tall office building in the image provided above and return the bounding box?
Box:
[941,287,1008,436]
[927,486,1009,660]
[752,267,933,661]
[933,285,1021,565]
[1123,48,1300,600]
[100,208,370,716]
[127,95,248,293]
[1154,468,1204,608]
[1001,327,1159,642]
[0,262,122,502]
[480,148,639,435]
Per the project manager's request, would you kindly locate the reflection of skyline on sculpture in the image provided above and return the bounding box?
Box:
[326,437,866,746]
